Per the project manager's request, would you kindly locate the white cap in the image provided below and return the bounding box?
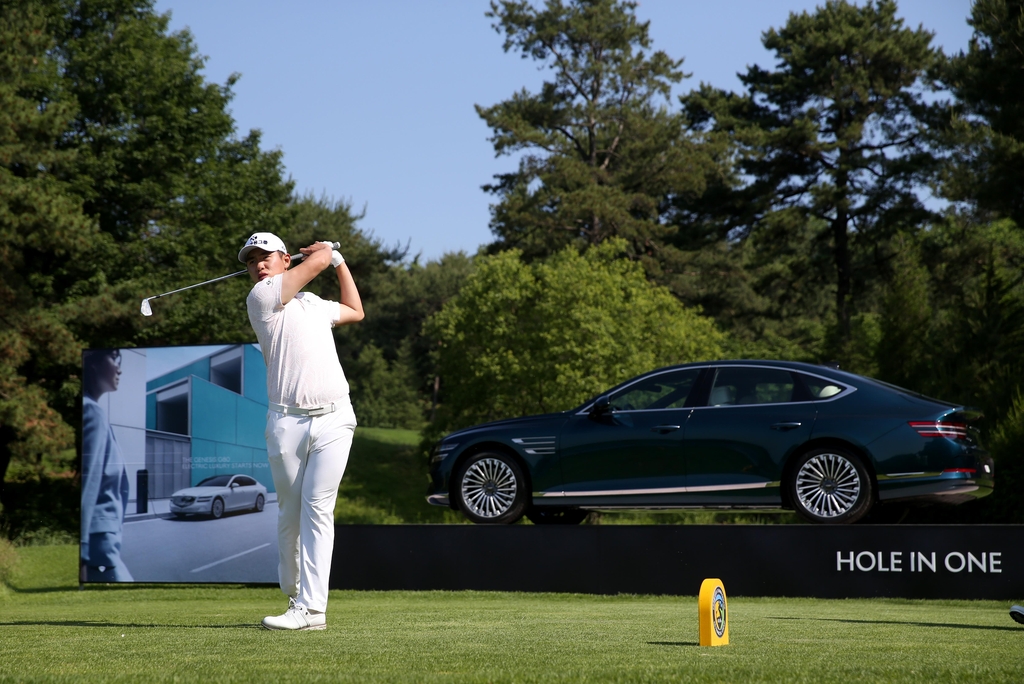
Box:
[238,232,287,263]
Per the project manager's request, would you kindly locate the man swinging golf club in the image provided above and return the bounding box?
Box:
[239,232,363,631]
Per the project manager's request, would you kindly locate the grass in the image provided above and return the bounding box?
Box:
[336,427,463,524]
[2,544,1024,683]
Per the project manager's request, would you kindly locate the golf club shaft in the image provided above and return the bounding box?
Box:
[142,242,340,313]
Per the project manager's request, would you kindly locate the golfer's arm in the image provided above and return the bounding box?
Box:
[334,262,364,325]
[280,250,331,303]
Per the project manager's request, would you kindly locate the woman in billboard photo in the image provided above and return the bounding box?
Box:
[80,348,134,582]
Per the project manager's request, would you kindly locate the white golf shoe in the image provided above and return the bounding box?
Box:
[261,603,326,631]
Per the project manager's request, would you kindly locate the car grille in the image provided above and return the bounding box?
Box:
[172,496,195,506]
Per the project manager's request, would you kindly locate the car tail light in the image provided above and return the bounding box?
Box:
[909,421,968,439]
[942,468,976,475]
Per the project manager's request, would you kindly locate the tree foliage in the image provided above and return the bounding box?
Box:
[683,0,938,357]
[478,0,730,275]
[0,2,396,502]
[425,240,725,435]
[1,0,95,489]
[940,0,1024,226]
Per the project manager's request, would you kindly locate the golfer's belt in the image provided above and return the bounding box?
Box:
[269,402,338,417]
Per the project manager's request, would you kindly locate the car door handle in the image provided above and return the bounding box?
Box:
[771,422,802,431]
[650,425,682,434]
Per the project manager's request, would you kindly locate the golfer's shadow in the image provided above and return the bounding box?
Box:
[770,616,1020,632]
[0,620,255,629]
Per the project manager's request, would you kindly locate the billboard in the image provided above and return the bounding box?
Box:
[80,345,278,583]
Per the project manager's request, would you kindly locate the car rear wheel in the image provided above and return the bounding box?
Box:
[789,447,873,524]
[211,497,225,519]
[453,451,528,524]
[254,494,265,512]
[526,507,589,525]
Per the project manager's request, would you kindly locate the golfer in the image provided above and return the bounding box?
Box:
[239,233,363,631]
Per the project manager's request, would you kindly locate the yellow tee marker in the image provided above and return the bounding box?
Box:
[698,578,729,646]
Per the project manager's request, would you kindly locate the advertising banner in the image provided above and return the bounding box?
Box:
[80,345,278,583]
[330,525,1024,600]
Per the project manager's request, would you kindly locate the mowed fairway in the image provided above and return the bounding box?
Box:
[1,545,1023,683]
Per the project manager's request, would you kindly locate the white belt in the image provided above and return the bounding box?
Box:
[269,402,338,417]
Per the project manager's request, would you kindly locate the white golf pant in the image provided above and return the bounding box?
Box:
[266,403,356,612]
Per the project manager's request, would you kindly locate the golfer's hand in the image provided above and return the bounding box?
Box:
[299,241,332,257]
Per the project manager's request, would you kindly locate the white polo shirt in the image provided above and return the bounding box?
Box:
[246,273,350,408]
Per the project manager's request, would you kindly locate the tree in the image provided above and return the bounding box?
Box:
[683,0,939,358]
[350,250,477,423]
[425,240,725,435]
[48,0,296,351]
[876,234,931,389]
[478,0,728,274]
[940,0,1024,226]
[917,218,1024,420]
[1,1,304,532]
[0,1,93,500]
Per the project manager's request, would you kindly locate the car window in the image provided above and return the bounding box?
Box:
[609,369,700,411]
[798,373,848,400]
[198,475,232,487]
[709,367,795,406]
[237,476,256,486]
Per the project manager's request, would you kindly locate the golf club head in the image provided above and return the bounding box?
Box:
[140,298,153,316]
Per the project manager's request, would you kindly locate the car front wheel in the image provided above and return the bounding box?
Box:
[453,452,528,524]
[789,447,873,524]
[211,497,225,519]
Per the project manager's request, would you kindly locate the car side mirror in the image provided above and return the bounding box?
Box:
[230,482,239,488]
[590,395,612,415]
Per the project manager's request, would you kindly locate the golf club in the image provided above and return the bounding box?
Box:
[140,241,341,316]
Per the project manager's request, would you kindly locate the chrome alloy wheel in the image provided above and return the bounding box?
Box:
[460,457,518,519]
[794,452,862,518]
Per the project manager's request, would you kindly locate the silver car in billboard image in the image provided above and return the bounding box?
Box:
[169,474,267,519]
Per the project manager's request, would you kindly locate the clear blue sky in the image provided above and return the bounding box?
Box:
[153,0,974,262]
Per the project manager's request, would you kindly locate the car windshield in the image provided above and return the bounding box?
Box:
[197,475,232,487]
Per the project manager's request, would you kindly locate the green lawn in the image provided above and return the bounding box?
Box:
[336,427,463,524]
[2,544,1023,683]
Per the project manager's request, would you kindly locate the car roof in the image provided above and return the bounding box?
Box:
[599,360,958,407]
[623,359,853,385]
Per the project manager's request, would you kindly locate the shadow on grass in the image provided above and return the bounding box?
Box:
[0,620,258,629]
[648,641,699,647]
[769,616,1021,632]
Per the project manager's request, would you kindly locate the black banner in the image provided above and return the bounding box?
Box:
[330,525,1024,599]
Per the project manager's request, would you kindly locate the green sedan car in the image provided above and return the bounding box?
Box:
[427,361,994,524]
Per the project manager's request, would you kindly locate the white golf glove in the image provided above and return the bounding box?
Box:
[319,241,345,267]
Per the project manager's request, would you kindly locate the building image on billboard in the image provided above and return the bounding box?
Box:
[81,344,278,584]
[146,344,272,498]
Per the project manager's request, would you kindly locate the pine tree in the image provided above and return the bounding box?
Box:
[683,0,939,358]
[478,0,729,275]
[940,0,1024,226]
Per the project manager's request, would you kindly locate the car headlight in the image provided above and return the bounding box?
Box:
[431,442,458,464]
